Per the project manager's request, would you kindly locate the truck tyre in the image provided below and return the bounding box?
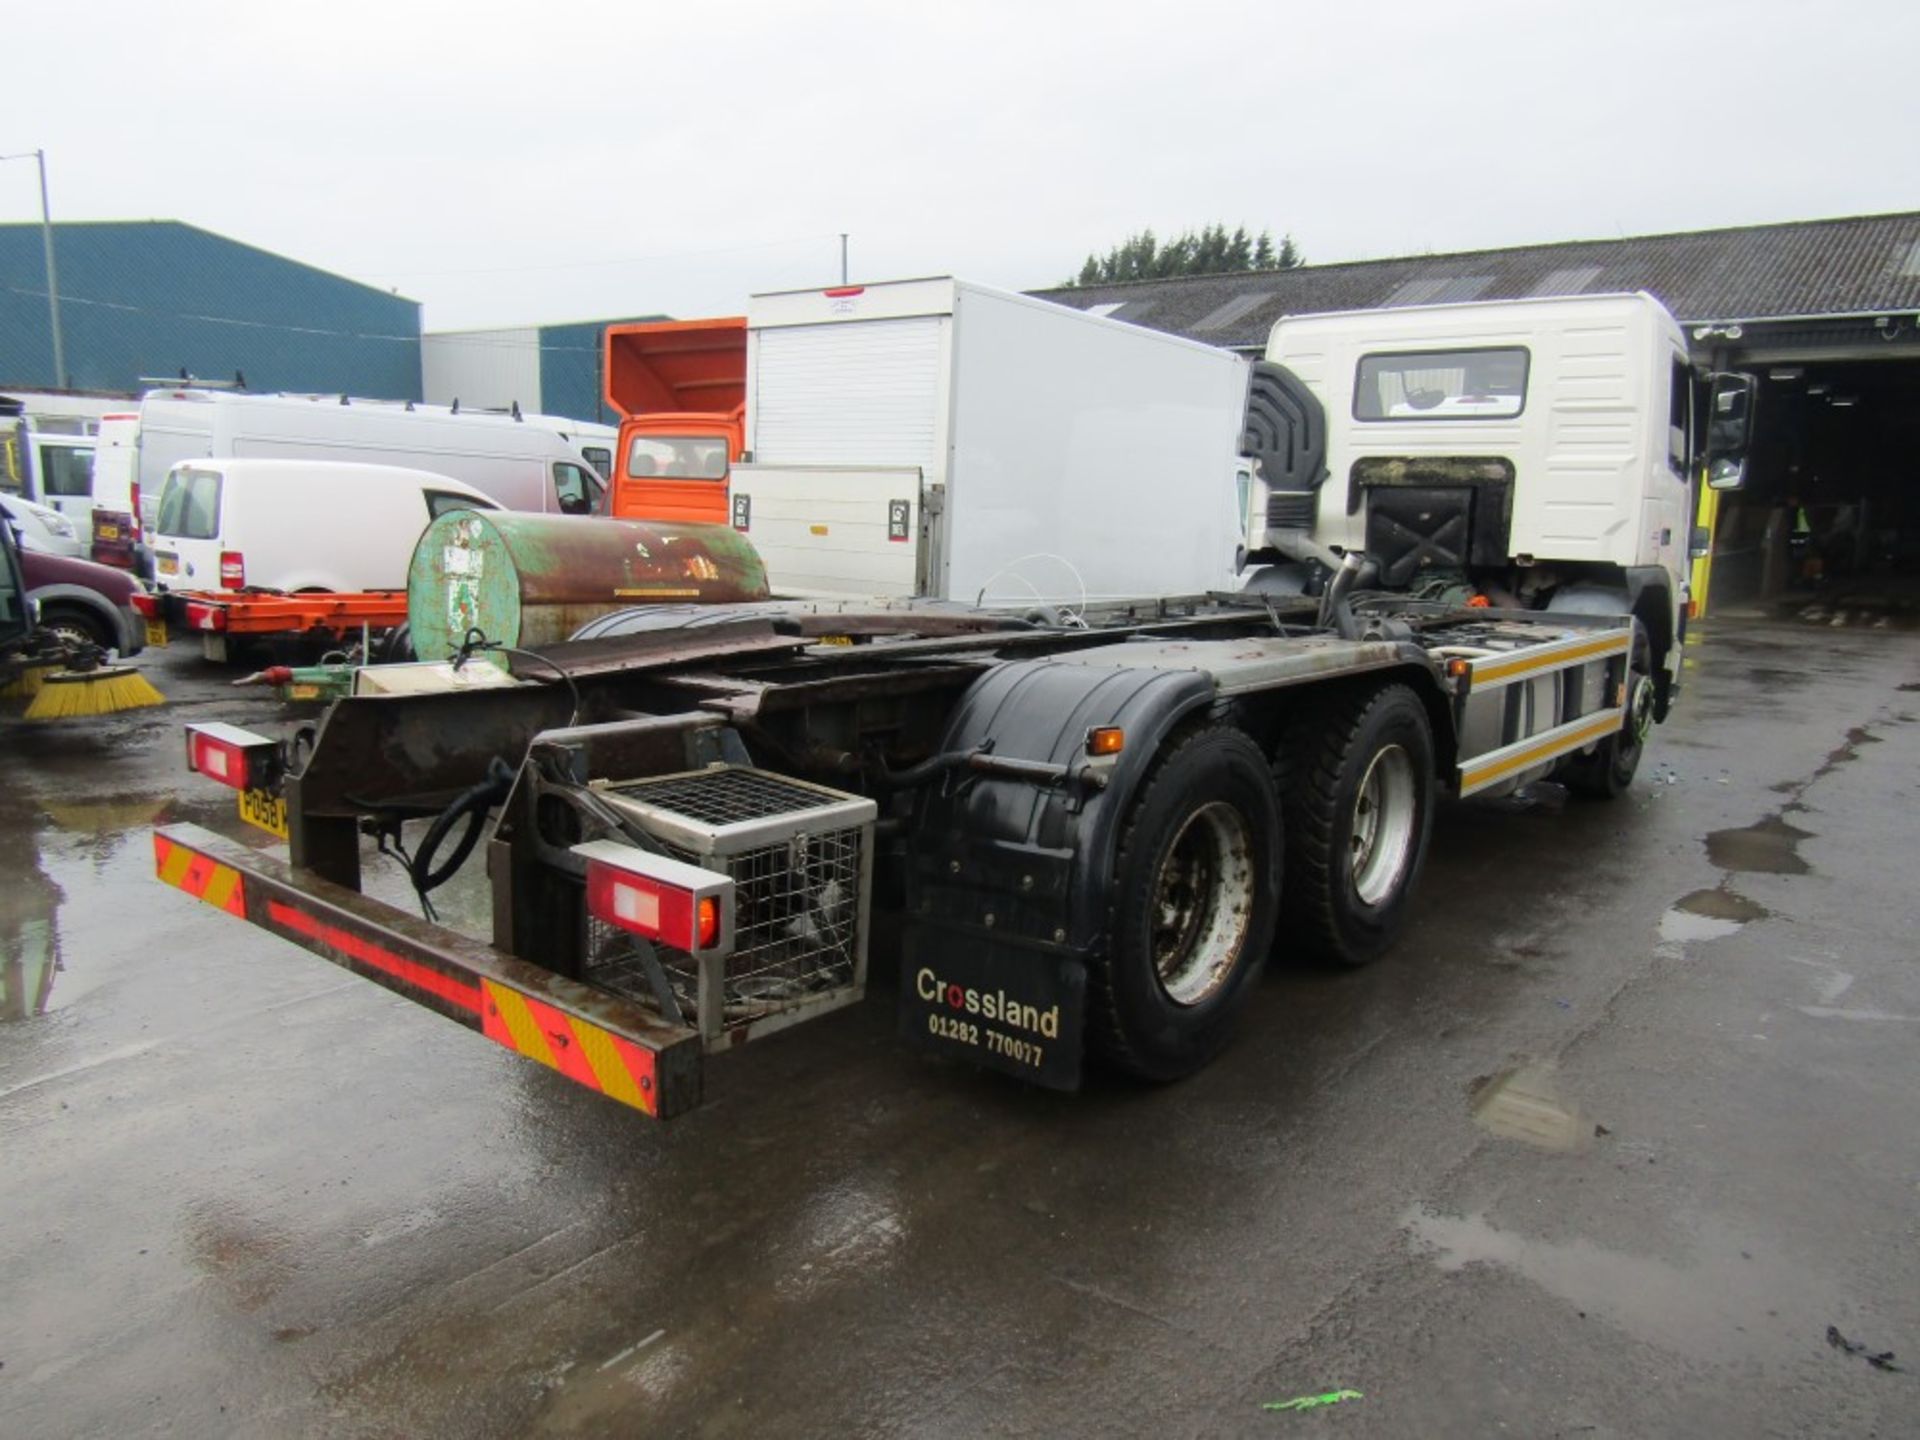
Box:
[1562,625,1652,799]
[38,604,115,654]
[1275,683,1434,966]
[1092,726,1281,1082]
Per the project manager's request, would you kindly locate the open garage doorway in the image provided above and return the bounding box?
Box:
[1705,347,1920,623]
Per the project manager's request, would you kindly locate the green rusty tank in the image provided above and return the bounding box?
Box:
[406,510,769,661]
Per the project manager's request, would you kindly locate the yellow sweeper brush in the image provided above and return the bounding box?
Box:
[0,661,60,701]
[23,665,165,720]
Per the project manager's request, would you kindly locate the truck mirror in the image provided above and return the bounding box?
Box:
[1705,372,1757,460]
[1689,524,1712,560]
[1707,456,1747,491]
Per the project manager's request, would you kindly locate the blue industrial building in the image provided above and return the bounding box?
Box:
[0,220,421,399]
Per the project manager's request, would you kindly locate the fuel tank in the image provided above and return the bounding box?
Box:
[406,509,769,661]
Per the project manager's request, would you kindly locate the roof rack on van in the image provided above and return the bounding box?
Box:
[138,370,248,390]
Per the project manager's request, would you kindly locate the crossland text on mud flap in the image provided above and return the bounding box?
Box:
[899,942,1086,1090]
[915,967,1061,1037]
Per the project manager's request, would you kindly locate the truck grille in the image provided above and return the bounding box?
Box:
[585,766,875,1047]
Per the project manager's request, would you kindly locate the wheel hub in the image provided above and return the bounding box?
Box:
[1150,801,1256,1007]
[1350,744,1417,907]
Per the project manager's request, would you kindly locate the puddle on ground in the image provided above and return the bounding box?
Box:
[1705,814,1813,876]
[1659,886,1768,947]
[1402,1205,1825,1366]
[1468,1063,1589,1153]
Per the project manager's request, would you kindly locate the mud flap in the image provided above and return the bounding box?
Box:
[899,926,1086,1090]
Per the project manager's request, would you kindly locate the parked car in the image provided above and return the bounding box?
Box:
[0,492,87,557]
[20,544,149,657]
[150,458,499,598]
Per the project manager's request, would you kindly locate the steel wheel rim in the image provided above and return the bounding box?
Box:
[1626,672,1655,747]
[1351,743,1416,907]
[1150,801,1257,1007]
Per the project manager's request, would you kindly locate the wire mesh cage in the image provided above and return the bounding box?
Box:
[585,766,876,1047]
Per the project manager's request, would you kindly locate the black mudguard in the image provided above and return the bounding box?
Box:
[901,656,1217,1089]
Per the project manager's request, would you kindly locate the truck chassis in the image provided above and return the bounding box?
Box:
[155,593,1641,1118]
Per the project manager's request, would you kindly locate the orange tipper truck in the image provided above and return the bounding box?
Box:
[601,317,747,525]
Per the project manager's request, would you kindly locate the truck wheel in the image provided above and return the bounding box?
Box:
[1093,726,1281,1081]
[38,605,115,654]
[1276,683,1434,966]
[1563,626,1652,799]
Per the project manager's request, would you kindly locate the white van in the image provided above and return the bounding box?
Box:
[150,458,497,596]
[132,389,609,521]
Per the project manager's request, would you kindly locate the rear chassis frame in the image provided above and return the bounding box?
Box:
[154,595,1637,1116]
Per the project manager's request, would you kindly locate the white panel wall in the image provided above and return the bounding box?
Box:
[421,327,544,413]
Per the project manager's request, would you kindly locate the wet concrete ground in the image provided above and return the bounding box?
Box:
[2,619,1916,1438]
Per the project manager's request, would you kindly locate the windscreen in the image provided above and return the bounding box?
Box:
[1354,347,1529,420]
[156,469,222,539]
[625,434,729,481]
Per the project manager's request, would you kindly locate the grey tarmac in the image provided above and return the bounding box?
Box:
[1,616,1915,1438]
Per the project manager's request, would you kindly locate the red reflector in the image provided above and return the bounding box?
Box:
[189,730,251,789]
[219,551,245,588]
[184,601,226,632]
[130,591,158,618]
[823,285,865,298]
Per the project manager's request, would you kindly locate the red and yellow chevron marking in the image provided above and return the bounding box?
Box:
[479,979,658,1115]
[266,900,482,1014]
[153,832,246,917]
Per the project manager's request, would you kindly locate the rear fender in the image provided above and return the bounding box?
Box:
[902,658,1217,1087]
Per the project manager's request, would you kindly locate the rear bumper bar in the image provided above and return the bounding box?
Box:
[153,822,702,1117]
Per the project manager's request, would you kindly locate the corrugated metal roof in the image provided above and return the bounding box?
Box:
[0,220,421,396]
[1033,211,1920,350]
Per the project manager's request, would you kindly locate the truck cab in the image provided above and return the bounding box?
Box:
[1244,292,1755,719]
[602,318,747,526]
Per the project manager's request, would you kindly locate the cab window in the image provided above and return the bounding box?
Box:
[39,445,95,497]
[1355,347,1529,420]
[1668,356,1691,476]
[552,462,604,515]
[425,490,499,520]
[581,446,612,479]
[625,435,730,480]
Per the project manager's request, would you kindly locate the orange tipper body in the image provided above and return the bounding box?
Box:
[602,318,747,526]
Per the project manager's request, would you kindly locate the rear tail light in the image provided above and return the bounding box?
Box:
[130,480,141,532]
[184,721,279,791]
[219,551,245,588]
[575,839,732,956]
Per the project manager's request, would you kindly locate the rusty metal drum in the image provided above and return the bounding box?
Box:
[406,510,769,661]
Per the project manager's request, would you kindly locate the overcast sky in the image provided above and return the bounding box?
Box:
[6,1,1916,331]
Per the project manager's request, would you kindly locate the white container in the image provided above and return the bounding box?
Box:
[731,278,1250,606]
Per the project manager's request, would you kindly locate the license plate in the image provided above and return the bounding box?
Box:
[237,786,289,840]
[97,523,121,540]
[144,619,168,647]
[158,553,179,576]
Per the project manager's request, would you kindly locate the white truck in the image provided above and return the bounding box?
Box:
[728,278,1248,605]
[1243,291,1729,730]
[148,286,1758,1120]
